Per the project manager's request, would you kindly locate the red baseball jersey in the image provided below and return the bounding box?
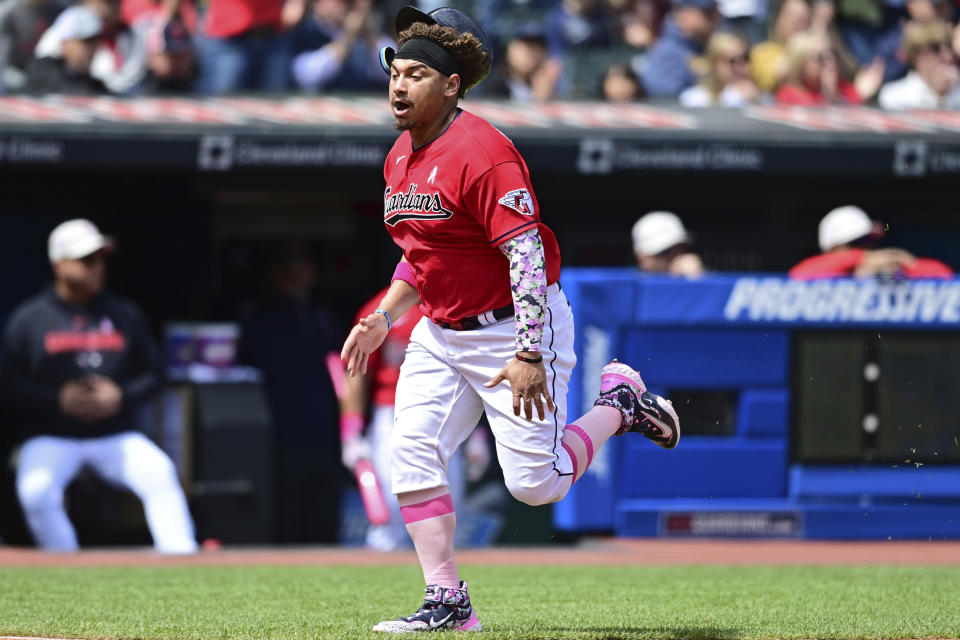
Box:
[383,109,561,324]
[355,287,423,407]
[204,0,282,39]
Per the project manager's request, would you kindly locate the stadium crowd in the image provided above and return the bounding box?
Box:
[1,0,959,107]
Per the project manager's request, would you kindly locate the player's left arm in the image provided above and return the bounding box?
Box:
[467,160,555,421]
[500,228,547,357]
[484,228,555,421]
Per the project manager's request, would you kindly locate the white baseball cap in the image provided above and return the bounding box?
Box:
[818,205,875,252]
[632,211,690,256]
[34,6,103,60]
[48,219,114,262]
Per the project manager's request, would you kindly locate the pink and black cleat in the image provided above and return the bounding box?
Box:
[372,582,481,633]
[594,360,680,449]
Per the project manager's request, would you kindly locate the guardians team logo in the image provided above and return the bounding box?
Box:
[497,188,534,215]
[383,184,454,226]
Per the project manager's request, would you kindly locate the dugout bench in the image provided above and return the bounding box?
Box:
[555,269,960,539]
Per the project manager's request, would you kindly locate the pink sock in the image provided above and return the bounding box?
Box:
[399,488,459,588]
[561,406,621,483]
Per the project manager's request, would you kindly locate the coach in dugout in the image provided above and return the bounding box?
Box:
[789,205,954,280]
[632,211,705,277]
[0,219,197,552]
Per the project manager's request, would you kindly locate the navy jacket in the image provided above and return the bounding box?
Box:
[1,288,162,439]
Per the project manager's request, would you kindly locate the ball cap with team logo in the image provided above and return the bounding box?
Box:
[48,218,115,263]
[818,205,884,252]
[379,5,492,92]
[632,211,691,256]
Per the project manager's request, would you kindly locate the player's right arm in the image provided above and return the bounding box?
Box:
[341,275,419,377]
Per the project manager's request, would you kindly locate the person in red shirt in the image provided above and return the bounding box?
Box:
[122,0,198,32]
[195,0,304,94]
[339,6,680,633]
[789,205,954,279]
[775,30,883,105]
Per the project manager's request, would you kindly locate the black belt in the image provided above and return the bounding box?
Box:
[436,303,514,331]
[435,282,562,331]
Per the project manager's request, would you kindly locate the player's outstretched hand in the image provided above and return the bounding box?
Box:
[341,313,389,376]
[484,357,556,421]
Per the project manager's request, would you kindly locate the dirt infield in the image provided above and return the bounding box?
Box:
[2,539,959,567]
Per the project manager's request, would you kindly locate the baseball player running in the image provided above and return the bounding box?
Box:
[340,6,680,633]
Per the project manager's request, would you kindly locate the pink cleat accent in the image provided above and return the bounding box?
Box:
[595,360,680,448]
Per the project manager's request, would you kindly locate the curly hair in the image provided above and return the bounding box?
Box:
[397,22,490,97]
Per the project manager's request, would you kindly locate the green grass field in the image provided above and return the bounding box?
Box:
[1,564,959,640]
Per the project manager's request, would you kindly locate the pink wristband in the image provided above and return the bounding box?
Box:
[392,261,417,289]
[340,412,364,441]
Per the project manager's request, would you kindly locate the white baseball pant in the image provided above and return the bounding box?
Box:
[16,431,198,553]
[391,283,576,506]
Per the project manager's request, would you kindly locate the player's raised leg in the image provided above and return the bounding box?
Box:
[596,360,680,447]
[560,360,681,486]
[472,292,680,505]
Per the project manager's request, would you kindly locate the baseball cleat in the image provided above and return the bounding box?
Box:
[594,360,680,448]
[372,582,481,633]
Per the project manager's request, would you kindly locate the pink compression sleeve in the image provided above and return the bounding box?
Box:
[392,261,416,288]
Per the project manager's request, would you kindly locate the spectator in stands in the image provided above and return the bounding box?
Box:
[0,219,198,552]
[835,0,952,82]
[789,205,953,279]
[0,0,66,93]
[118,0,195,94]
[680,30,761,105]
[837,0,952,85]
[485,23,562,102]
[25,5,108,94]
[136,12,194,93]
[601,60,643,100]
[238,241,342,544]
[808,0,872,83]
[122,0,197,34]
[879,20,960,108]
[545,0,612,56]
[196,0,304,94]
[750,0,810,93]
[716,0,764,44]
[608,0,671,51]
[641,0,718,98]
[775,30,883,104]
[472,0,556,52]
[632,211,705,277]
[86,0,152,94]
[290,0,390,92]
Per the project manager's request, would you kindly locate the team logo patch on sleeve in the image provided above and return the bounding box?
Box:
[498,188,535,215]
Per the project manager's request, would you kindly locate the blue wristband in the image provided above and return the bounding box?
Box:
[375,308,392,332]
